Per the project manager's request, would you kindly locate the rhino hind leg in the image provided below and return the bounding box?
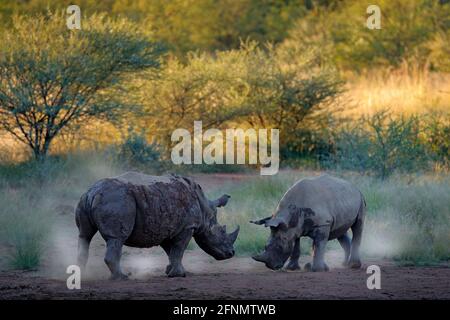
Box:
[285,238,301,271]
[337,233,351,266]
[104,239,128,280]
[160,242,172,275]
[77,234,95,270]
[348,214,364,269]
[163,228,194,277]
[76,202,98,270]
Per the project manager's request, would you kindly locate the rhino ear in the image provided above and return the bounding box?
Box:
[250,216,272,225]
[250,216,287,229]
[266,217,287,230]
[212,194,231,208]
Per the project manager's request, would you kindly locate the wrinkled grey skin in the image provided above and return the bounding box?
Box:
[251,174,365,272]
[76,172,239,279]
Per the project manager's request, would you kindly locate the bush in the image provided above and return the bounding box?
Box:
[117,131,163,171]
[328,111,429,179]
[141,42,342,155]
[426,112,450,166]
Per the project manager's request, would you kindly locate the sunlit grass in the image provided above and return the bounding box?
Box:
[342,70,450,117]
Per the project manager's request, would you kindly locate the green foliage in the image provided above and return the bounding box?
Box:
[285,0,450,71]
[117,130,162,170]
[426,112,450,165]
[143,42,342,156]
[0,0,309,55]
[0,12,163,159]
[328,111,429,179]
[0,0,449,72]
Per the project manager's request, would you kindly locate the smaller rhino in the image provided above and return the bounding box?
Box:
[251,174,365,272]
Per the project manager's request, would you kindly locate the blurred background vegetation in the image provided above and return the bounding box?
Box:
[0,0,449,269]
[0,0,448,175]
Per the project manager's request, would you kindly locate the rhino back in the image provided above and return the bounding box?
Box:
[279,175,362,236]
[123,174,203,247]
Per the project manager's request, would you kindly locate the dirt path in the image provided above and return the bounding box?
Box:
[1,251,449,300]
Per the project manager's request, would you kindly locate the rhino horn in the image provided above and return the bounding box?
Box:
[228,226,240,244]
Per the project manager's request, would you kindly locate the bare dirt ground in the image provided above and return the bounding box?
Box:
[0,173,449,300]
[1,252,449,299]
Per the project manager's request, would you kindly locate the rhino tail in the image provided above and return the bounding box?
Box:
[357,191,366,221]
[75,192,98,237]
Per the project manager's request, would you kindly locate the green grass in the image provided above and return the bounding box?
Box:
[0,152,121,270]
[0,189,51,269]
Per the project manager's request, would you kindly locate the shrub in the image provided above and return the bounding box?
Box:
[328,111,429,179]
[426,112,450,166]
[117,131,162,170]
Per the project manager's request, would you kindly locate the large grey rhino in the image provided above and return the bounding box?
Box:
[251,174,365,272]
[75,172,239,279]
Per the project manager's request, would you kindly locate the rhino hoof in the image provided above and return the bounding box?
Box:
[110,273,129,281]
[304,262,329,272]
[285,262,301,271]
[168,267,186,278]
[165,264,172,275]
[349,261,362,269]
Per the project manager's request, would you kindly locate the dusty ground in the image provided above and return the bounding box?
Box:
[0,223,449,300]
[0,173,449,300]
[1,251,449,299]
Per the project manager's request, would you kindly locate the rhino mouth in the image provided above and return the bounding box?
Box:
[252,253,285,270]
[215,249,235,260]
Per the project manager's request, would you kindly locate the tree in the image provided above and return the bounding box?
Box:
[0,12,163,159]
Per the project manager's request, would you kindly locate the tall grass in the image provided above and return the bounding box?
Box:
[343,69,450,117]
[0,153,121,270]
[0,187,51,269]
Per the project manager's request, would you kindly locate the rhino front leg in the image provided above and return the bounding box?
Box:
[285,238,301,270]
[104,239,128,280]
[164,228,194,277]
[305,227,330,272]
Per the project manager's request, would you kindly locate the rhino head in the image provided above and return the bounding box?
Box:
[194,193,240,260]
[250,205,315,270]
